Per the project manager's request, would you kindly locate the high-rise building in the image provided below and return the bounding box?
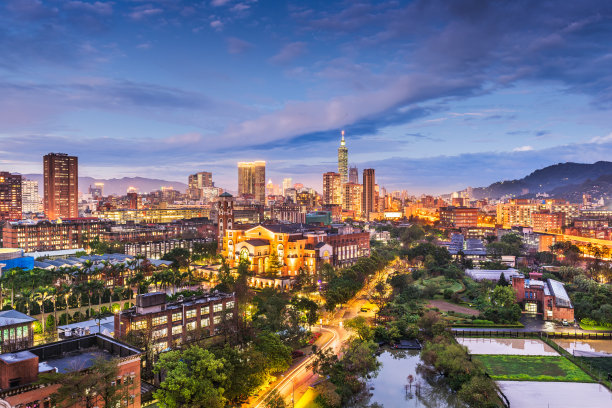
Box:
[338,130,348,184]
[349,166,359,184]
[43,153,78,220]
[88,182,104,199]
[237,161,266,203]
[282,178,293,195]
[0,172,22,220]
[21,179,40,214]
[362,169,376,218]
[343,182,362,217]
[188,171,213,200]
[323,172,342,206]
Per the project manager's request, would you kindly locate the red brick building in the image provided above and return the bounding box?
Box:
[0,310,36,353]
[512,275,574,321]
[532,211,565,233]
[0,334,142,408]
[0,172,22,221]
[115,292,236,350]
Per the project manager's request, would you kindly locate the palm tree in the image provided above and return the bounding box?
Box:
[16,288,33,315]
[34,287,54,333]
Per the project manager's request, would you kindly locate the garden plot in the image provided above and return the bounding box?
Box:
[457,337,558,356]
[473,355,593,382]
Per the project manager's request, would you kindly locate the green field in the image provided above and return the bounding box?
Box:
[578,320,612,331]
[576,357,612,377]
[474,355,594,382]
[415,276,464,296]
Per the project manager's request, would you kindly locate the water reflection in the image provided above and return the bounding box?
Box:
[350,349,462,408]
[553,339,612,356]
[457,338,558,355]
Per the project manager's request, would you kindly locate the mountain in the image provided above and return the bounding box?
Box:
[472,161,612,200]
[21,175,187,195]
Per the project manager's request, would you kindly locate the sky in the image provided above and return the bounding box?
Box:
[1,0,612,194]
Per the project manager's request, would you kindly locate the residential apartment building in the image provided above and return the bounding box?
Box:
[0,172,22,221]
[21,179,41,214]
[237,161,266,203]
[362,169,376,219]
[98,207,210,224]
[115,292,236,351]
[439,206,479,228]
[322,172,342,206]
[342,183,362,218]
[532,211,565,233]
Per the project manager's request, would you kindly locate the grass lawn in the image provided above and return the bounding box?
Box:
[474,355,594,382]
[415,276,464,294]
[578,320,612,331]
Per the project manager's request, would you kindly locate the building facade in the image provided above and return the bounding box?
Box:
[0,172,22,221]
[43,153,78,220]
[439,206,479,228]
[0,310,35,353]
[115,292,236,351]
[512,276,574,321]
[348,166,359,184]
[21,179,40,215]
[342,183,362,218]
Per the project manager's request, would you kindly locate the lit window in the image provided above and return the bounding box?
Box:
[186,309,196,319]
[226,301,235,309]
[186,321,197,331]
[172,325,182,335]
[201,318,210,327]
[213,303,223,313]
[214,316,221,324]
[153,328,168,339]
[131,320,147,331]
[200,306,210,315]
[225,312,233,320]
[152,315,167,326]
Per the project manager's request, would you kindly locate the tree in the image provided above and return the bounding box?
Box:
[263,390,287,408]
[490,285,516,309]
[154,346,228,408]
[40,357,129,408]
[496,273,509,287]
[34,287,53,333]
[253,332,292,376]
[266,249,283,277]
[345,316,373,341]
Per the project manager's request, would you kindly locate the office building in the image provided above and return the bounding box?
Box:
[88,182,104,199]
[362,169,376,219]
[21,179,40,214]
[532,211,565,233]
[0,172,22,221]
[43,153,78,219]
[115,292,236,351]
[349,166,359,184]
[337,130,348,184]
[512,276,574,321]
[237,161,266,203]
[322,172,342,206]
[0,310,36,353]
[0,334,142,408]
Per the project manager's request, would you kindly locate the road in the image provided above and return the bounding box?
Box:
[250,261,397,407]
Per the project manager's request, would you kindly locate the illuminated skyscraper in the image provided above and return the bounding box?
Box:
[43,153,78,219]
[188,171,213,199]
[282,178,293,196]
[338,130,348,184]
[237,161,266,203]
[362,168,375,218]
[343,182,362,217]
[0,172,22,220]
[323,172,342,206]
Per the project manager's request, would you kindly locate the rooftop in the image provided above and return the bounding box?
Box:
[0,310,37,326]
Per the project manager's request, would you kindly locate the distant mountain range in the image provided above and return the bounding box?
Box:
[21,175,187,195]
[473,161,612,201]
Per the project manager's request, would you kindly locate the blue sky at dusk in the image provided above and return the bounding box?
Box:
[1,0,612,194]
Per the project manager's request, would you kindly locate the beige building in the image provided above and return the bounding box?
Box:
[323,172,342,206]
[238,161,266,203]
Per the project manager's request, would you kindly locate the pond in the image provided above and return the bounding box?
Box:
[498,380,612,407]
[456,338,558,355]
[360,350,463,408]
[553,339,612,356]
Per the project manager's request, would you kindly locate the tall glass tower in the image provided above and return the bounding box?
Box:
[337,130,348,184]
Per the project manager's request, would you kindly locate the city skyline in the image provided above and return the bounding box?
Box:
[1,1,612,194]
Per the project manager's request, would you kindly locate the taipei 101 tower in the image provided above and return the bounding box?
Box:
[338,130,348,184]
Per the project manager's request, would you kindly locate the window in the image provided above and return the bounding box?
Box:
[213,303,223,313]
[131,320,147,331]
[226,312,233,320]
[201,317,210,327]
[186,321,197,331]
[172,325,182,335]
[186,309,196,319]
[214,316,221,324]
[152,315,167,326]
[154,342,168,352]
[172,312,182,322]
[226,301,235,309]
[200,306,210,315]
[153,328,168,339]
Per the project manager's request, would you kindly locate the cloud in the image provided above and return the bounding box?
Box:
[226,37,252,54]
[64,1,113,16]
[129,5,163,20]
[590,133,612,144]
[211,0,232,6]
[513,145,534,152]
[269,42,307,65]
[210,20,223,30]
